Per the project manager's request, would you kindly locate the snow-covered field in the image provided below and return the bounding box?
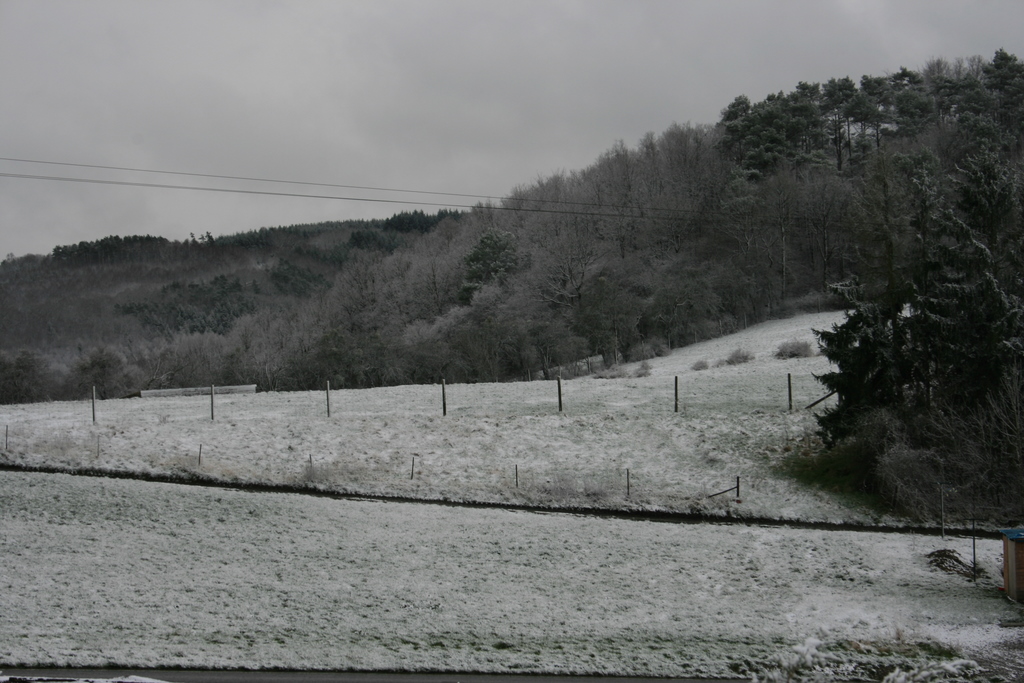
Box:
[2,312,1023,678]
[0,470,1017,678]
[3,311,877,523]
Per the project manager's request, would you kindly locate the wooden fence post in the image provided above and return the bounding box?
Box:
[92,386,96,424]
[210,385,215,421]
[442,378,447,417]
[326,381,331,418]
[940,484,946,539]
[787,374,793,411]
[973,522,978,582]
[557,375,563,413]
[674,376,679,413]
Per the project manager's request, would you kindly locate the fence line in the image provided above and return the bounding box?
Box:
[71,374,833,422]
[3,422,747,507]
[1,372,840,508]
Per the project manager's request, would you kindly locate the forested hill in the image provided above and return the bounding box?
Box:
[2,50,1023,405]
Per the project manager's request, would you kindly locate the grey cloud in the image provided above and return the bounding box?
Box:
[1,0,1023,257]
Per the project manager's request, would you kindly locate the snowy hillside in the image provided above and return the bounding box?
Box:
[4,312,1024,679]
[1,311,878,523]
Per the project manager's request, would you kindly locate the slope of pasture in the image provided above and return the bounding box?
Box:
[1,470,1019,678]
[1,311,896,524]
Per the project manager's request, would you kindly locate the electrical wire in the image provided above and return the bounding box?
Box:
[0,155,878,227]
[0,155,495,201]
[0,155,679,217]
[0,171,658,221]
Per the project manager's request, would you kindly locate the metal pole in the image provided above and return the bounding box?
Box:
[442,378,447,417]
[92,386,96,423]
[788,373,793,411]
[674,376,679,413]
[210,385,215,420]
[326,381,331,418]
[736,476,740,499]
[557,376,563,413]
[627,468,630,497]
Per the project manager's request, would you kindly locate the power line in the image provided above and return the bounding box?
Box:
[0,171,461,207]
[0,155,496,202]
[0,156,893,229]
[0,171,658,221]
[0,155,665,216]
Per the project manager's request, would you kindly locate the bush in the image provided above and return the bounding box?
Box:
[786,437,878,496]
[776,339,814,359]
[0,351,51,404]
[71,347,130,399]
[877,367,1024,520]
[627,337,669,362]
[594,365,628,379]
[725,348,754,365]
[875,441,944,517]
[691,359,709,371]
[634,360,651,377]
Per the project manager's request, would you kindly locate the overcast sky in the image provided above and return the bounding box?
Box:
[2,0,1023,258]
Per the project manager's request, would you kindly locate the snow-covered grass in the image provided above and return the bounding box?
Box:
[0,470,1018,678]
[3,312,1023,678]
[2,312,877,524]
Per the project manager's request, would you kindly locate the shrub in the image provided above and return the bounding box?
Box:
[0,351,51,404]
[594,365,628,379]
[725,348,754,365]
[72,347,130,399]
[634,360,651,377]
[627,337,669,362]
[785,436,878,496]
[876,366,1024,520]
[691,359,709,371]
[776,339,814,359]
